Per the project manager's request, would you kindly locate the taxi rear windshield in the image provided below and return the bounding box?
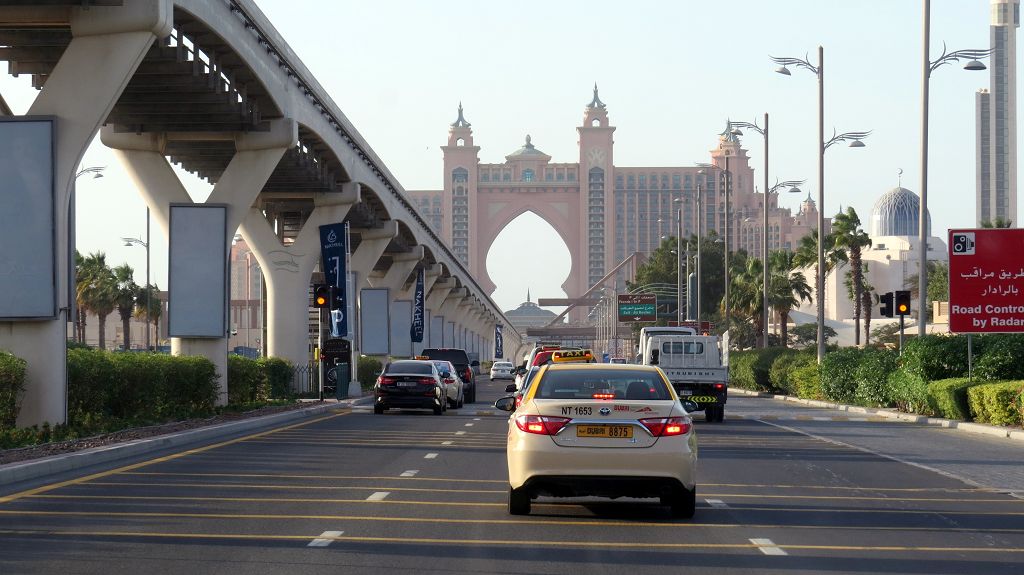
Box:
[535,370,672,400]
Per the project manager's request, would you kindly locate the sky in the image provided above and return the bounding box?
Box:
[0,0,1003,315]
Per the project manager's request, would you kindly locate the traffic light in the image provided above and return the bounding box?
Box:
[313,284,331,308]
[895,290,911,316]
[879,292,894,318]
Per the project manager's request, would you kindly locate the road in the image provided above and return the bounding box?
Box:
[1,375,1023,574]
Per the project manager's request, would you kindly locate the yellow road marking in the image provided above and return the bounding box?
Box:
[0,528,1023,554]
[123,471,508,483]
[0,410,350,505]
[38,482,507,494]
[243,439,504,448]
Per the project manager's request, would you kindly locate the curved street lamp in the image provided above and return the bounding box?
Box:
[771,47,870,363]
[121,208,151,350]
[919,0,991,336]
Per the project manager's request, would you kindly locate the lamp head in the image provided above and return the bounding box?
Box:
[848,140,866,148]
[775,66,791,76]
[964,59,986,71]
[788,186,802,194]
[730,127,744,136]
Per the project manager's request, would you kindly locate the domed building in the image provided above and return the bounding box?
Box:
[503,290,559,331]
[870,187,931,237]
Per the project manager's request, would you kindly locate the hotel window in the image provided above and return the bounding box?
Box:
[523,169,534,182]
[503,171,511,181]
[638,175,646,188]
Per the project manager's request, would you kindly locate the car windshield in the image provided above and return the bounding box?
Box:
[535,369,672,400]
[386,361,433,375]
[494,362,512,368]
[432,361,452,373]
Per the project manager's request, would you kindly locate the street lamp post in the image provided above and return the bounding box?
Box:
[772,47,870,363]
[72,166,104,343]
[919,0,990,336]
[122,207,151,350]
[695,169,705,322]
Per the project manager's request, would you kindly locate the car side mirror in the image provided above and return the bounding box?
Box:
[649,349,660,365]
[494,396,516,412]
[440,371,451,379]
[471,360,480,367]
[504,384,517,393]
[517,367,527,376]
[681,399,699,413]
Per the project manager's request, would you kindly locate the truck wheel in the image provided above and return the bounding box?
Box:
[704,408,716,423]
[715,406,725,422]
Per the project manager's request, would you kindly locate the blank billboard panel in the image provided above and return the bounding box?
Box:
[430,314,443,348]
[390,300,412,358]
[0,118,55,319]
[360,288,390,355]
[168,204,227,338]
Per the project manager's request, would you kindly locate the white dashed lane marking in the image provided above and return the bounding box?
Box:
[366,492,390,501]
[400,470,419,477]
[424,453,438,459]
[308,530,344,547]
[750,538,787,556]
[706,499,729,509]
[465,423,474,427]
[455,431,467,436]
[441,441,453,445]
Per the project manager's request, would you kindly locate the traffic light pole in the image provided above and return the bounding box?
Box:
[898,313,905,356]
[318,307,325,401]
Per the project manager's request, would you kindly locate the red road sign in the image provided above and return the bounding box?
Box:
[948,229,1024,333]
[617,293,657,322]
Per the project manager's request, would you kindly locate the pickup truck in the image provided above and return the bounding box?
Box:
[643,334,727,423]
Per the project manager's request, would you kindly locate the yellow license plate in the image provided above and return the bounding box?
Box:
[576,425,633,438]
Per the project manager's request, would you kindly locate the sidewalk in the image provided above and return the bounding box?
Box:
[730,388,1024,443]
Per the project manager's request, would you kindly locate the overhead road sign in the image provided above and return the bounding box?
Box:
[948,229,1024,333]
[617,293,657,322]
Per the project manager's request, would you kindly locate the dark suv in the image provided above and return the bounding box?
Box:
[420,348,479,403]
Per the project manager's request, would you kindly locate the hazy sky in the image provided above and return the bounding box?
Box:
[0,0,1003,314]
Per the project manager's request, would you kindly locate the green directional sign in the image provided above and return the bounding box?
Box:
[617,293,657,322]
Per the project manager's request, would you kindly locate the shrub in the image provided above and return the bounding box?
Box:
[853,348,899,407]
[768,349,814,396]
[67,349,117,418]
[227,355,268,405]
[819,347,864,404]
[357,356,383,389]
[791,361,822,400]
[0,350,27,429]
[974,335,1024,381]
[967,382,1024,426]
[889,335,971,414]
[729,348,790,392]
[926,378,983,421]
[258,357,294,398]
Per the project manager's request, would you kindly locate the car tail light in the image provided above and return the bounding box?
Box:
[640,417,691,437]
[713,383,725,390]
[592,392,615,400]
[514,395,523,409]
[377,376,396,386]
[514,415,571,435]
[418,377,436,385]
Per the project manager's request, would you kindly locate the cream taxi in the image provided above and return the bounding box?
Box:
[494,363,698,518]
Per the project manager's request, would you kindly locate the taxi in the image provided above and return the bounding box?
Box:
[494,363,698,518]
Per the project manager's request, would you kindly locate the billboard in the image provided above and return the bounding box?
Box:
[359,288,390,354]
[168,204,227,338]
[0,117,56,319]
[948,229,1024,333]
[617,293,657,322]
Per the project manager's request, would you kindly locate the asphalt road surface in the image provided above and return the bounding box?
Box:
[2,374,1023,574]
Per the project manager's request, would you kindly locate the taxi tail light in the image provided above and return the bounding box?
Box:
[640,417,691,437]
[592,392,615,400]
[514,396,523,409]
[377,376,397,386]
[515,415,571,435]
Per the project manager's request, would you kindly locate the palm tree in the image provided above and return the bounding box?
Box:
[73,250,87,343]
[981,218,1013,228]
[768,250,812,347]
[832,208,872,345]
[792,229,846,326]
[78,252,117,349]
[727,256,764,346]
[133,283,162,349]
[113,264,138,350]
[860,272,875,346]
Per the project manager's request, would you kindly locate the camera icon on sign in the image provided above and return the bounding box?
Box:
[952,232,976,255]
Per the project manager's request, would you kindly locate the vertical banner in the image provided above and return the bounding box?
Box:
[410,267,425,342]
[319,222,348,338]
[495,325,504,359]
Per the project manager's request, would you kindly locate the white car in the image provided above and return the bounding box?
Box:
[494,363,697,517]
[430,360,465,409]
[490,361,515,380]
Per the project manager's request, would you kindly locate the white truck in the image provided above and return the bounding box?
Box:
[639,330,728,423]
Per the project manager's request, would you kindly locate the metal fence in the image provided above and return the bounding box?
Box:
[292,362,319,395]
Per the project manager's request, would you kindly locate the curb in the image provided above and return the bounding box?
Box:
[730,388,1024,441]
[1,397,371,488]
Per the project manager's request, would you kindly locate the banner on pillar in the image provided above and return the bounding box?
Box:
[495,324,504,359]
[410,267,425,342]
[319,222,349,338]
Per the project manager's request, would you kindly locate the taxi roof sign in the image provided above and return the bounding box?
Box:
[551,349,595,363]
[414,355,430,360]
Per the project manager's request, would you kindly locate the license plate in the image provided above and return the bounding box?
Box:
[397,382,418,387]
[576,425,633,438]
[678,390,693,396]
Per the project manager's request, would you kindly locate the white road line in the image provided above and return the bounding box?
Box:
[473,418,481,421]
[455,431,467,435]
[400,470,419,477]
[705,499,728,508]
[465,423,474,427]
[441,441,453,445]
[750,538,787,556]
[366,492,390,501]
[308,530,344,547]
[424,453,438,459]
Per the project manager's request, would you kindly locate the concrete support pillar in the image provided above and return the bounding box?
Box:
[350,221,397,290]
[238,184,359,368]
[371,246,424,293]
[426,278,455,313]
[104,119,297,405]
[4,1,172,427]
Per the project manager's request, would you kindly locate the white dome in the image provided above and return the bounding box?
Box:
[871,187,930,237]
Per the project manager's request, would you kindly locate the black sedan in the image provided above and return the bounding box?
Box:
[373,360,447,415]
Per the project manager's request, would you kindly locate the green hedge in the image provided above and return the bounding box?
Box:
[791,361,823,400]
[358,356,383,389]
[227,355,269,405]
[888,336,970,414]
[974,336,1024,381]
[0,350,27,429]
[258,356,294,398]
[729,348,791,392]
[853,348,899,407]
[967,382,1024,426]
[768,350,814,396]
[926,378,983,421]
[819,347,863,404]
